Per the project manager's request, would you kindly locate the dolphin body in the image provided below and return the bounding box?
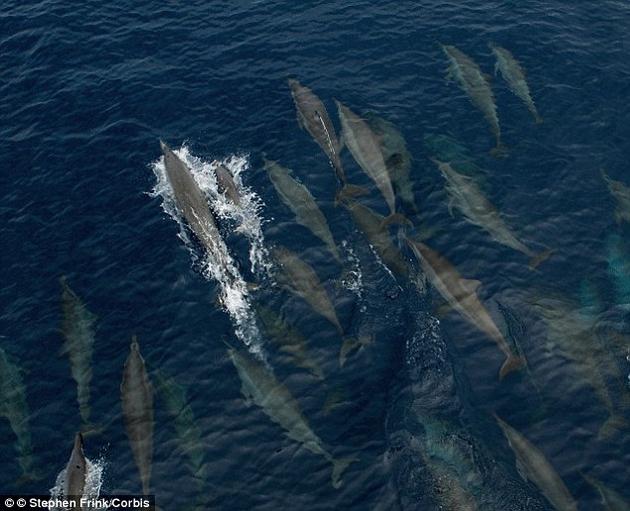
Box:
[433,159,551,269]
[490,43,542,124]
[336,100,398,216]
[406,238,525,379]
[256,305,325,380]
[213,162,241,206]
[264,158,341,263]
[226,346,355,488]
[121,337,154,496]
[160,141,231,271]
[601,169,630,224]
[495,415,577,511]
[63,433,87,509]
[288,79,347,186]
[442,45,505,156]
[60,277,96,427]
[0,347,35,481]
[582,473,629,511]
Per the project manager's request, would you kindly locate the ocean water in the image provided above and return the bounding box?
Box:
[1,1,630,509]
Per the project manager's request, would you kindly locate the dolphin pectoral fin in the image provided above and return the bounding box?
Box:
[339,335,373,367]
[597,414,627,440]
[240,384,254,406]
[494,61,500,77]
[490,142,508,158]
[528,248,554,270]
[461,278,482,294]
[331,455,358,489]
[447,197,455,217]
[498,355,526,380]
[445,66,455,83]
[515,458,528,482]
[381,213,412,229]
[338,133,345,152]
[335,184,369,203]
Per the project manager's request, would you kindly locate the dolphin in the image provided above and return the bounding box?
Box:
[489,43,542,124]
[406,238,526,379]
[336,100,400,218]
[601,169,630,224]
[582,473,629,511]
[432,159,552,268]
[226,345,356,488]
[264,158,341,263]
[60,277,96,428]
[442,45,505,156]
[341,197,410,278]
[160,141,230,269]
[213,161,241,206]
[121,336,154,495]
[495,415,577,511]
[256,305,325,379]
[63,433,87,509]
[0,347,36,482]
[272,246,343,335]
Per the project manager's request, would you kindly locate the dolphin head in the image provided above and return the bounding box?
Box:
[159,139,170,154]
[73,432,84,453]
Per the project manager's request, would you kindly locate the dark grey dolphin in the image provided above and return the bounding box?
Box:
[213,161,241,206]
[63,433,87,509]
[121,337,154,496]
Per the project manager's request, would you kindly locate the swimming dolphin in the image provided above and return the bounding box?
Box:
[495,415,577,511]
[442,45,505,156]
[213,161,241,206]
[406,238,525,379]
[121,337,154,495]
[432,159,551,268]
[336,100,400,218]
[0,347,36,482]
[63,433,87,508]
[601,169,630,224]
[226,345,356,488]
[60,277,96,428]
[582,472,629,511]
[288,80,347,186]
[160,141,230,269]
[489,43,542,124]
[264,158,341,263]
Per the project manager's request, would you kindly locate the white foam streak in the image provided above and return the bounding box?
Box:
[150,145,267,360]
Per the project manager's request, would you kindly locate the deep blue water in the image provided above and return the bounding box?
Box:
[2,1,630,509]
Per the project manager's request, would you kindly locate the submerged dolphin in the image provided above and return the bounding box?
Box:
[213,162,241,206]
[433,159,551,268]
[490,43,542,124]
[288,80,346,185]
[336,100,399,217]
[495,415,577,511]
[582,473,629,511]
[264,158,341,262]
[442,45,504,155]
[0,347,36,482]
[63,433,87,508]
[227,346,356,488]
[601,169,630,224]
[406,238,525,379]
[60,277,96,427]
[160,141,231,269]
[121,337,154,495]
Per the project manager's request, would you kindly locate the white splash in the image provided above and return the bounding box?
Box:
[150,145,267,361]
[339,241,364,298]
[50,457,106,509]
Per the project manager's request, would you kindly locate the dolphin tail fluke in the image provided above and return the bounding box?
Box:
[15,469,45,487]
[597,414,627,440]
[528,248,554,270]
[335,185,369,206]
[381,213,413,229]
[490,142,508,158]
[331,455,358,489]
[339,335,373,367]
[499,355,527,380]
[534,113,543,124]
[80,421,105,438]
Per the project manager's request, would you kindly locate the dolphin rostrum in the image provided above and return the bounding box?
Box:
[213,161,241,206]
[336,100,400,218]
[63,433,87,509]
[226,345,356,488]
[60,277,96,428]
[442,45,505,156]
[601,168,630,224]
[495,415,577,511]
[121,336,154,495]
[490,43,542,124]
[264,158,341,263]
[432,159,552,268]
[406,238,526,379]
